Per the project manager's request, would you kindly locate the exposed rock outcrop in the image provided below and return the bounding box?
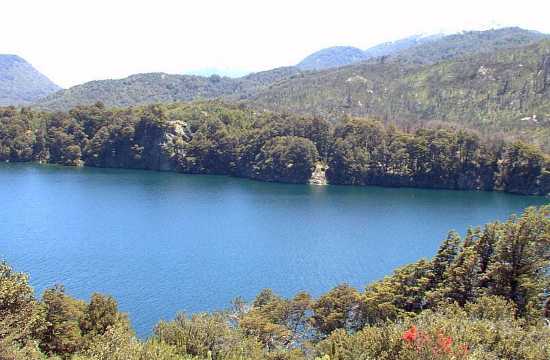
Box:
[309,163,328,186]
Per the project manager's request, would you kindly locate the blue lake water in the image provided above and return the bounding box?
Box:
[0,163,547,337]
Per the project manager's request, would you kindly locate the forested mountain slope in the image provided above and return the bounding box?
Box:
[35,28,548,112]
[34,67,302,111]
[0,55,60,105]
[30,28,550,149]
[252,39,550,149]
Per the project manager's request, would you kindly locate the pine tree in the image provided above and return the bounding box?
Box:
[485,207,550,316]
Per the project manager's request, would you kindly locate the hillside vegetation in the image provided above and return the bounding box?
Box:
[252,39,550,150]
[1,206,549,359]
[1,102,548,195]
[0,55,60,105]
[34,67,302,111]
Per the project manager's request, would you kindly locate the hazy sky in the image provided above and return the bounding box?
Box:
[2,0,549,88]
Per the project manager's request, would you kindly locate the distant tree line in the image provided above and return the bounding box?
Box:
[0,102,548,195]
[1,206,549,359]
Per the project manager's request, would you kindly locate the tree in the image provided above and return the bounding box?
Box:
[428,231,461,290]
[81,293,128,337]
[155,312,262,359]
[240,289,293,350]
[428,246,482,306]
[362,260,432,324]
[311,284,362,336]
[485,206,550,317]
[0,262,43,346]
[500,142,548,195]
[39,285,86,356]
[252,136,319,183]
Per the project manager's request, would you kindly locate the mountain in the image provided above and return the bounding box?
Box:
[36,28,549,111]
[362,33,444,59]
[296,46,368,71]
[35,66,302,111]
[296,34,445,71]
[251,38,550,149]
[32,27,550,149]
[184,67,252,78]
[0,55,61,105]
[391,27,550,65]
[296,27,548,71]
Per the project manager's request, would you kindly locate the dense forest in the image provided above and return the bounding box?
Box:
[0,102,549,195]
[252,38,550,151]
[1,206,549,359]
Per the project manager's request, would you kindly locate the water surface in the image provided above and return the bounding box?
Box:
[0,163,547,336]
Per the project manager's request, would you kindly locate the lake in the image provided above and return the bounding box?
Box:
[0,163,547,337]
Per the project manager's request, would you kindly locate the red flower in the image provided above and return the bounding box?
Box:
[402,325,418,342]
[436,333,453,354]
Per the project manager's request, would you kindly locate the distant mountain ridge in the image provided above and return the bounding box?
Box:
[297,34,445,71]
[35,66,302,111]
[0,55,60,105]
[296,46,368,71]
[391,27,550,64]
[34,27,550,113]
[28,25,550,150]
[296,27,549,71]
[362,33,445,59]
[184,67,252,78]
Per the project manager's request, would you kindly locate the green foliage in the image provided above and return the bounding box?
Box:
[154,312,263,359]
[252,136,318,183]
[310,285,362,336]
[0,261,44,347]
[0,107,39,161]
[0,340,49,360]
[1,103,548,194]
[327,117,549,195]
[317,297,550,360]
[81,293,129,339]
[34,67,302,111]
[254,38,550,151]
[39,285,87,356]
[499,141,549,194]
[238,290,313,351]
[46,112,86,166]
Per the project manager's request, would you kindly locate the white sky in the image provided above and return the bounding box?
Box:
[2,0,549,88]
